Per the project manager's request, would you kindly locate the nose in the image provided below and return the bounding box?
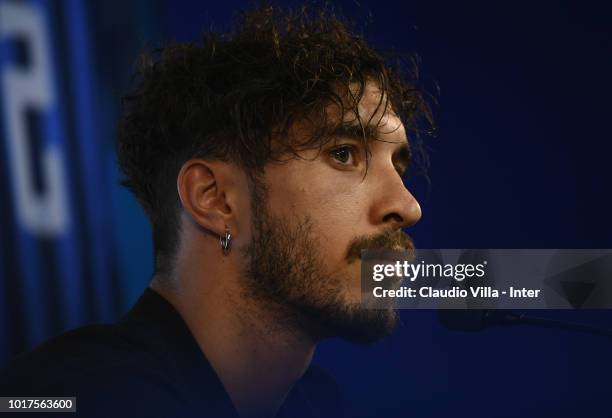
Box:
[370,175,422,231]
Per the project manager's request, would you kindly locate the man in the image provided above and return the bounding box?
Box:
[0,4,428,417]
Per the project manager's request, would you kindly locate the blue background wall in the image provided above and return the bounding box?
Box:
[1,1,611,417]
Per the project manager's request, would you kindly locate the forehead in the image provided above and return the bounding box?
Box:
[281,80,408,152]
[341,81,407,144]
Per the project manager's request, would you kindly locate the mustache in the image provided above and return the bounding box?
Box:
[346,230,415,262]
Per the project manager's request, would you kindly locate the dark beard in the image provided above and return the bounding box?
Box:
[240,178,406,344]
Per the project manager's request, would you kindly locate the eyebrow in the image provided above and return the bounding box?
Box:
[331,122,413,173]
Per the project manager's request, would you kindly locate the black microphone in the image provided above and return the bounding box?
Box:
[438,309,612,338]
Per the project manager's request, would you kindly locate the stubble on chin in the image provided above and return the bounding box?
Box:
[240,204,400,344]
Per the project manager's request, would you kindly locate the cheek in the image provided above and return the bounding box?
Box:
[311,172,367,243]
[267,160,365,214]
[265,162,366,262]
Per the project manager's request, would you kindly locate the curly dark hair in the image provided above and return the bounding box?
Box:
[116,3,433,276]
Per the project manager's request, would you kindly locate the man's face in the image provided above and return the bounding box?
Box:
[241,82,421,343]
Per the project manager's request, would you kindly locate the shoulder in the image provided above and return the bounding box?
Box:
[1,323,161,387]
[0,324,187,417]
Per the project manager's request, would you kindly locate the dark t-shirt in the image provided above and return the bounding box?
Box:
[0,288,343,418]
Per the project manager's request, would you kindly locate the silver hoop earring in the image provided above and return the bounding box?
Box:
[220,227,232,255]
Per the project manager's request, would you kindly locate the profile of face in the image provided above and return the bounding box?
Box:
[241,82,422,343]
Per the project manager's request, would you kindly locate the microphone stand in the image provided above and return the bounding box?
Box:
[487,310,612,338]
[438,309,612,339]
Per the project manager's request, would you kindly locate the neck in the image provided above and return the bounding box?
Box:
[151,270,317,418]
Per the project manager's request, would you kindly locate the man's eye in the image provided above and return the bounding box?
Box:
[329,145,356,165]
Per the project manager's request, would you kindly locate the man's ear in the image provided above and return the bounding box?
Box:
[176,159,238,237]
